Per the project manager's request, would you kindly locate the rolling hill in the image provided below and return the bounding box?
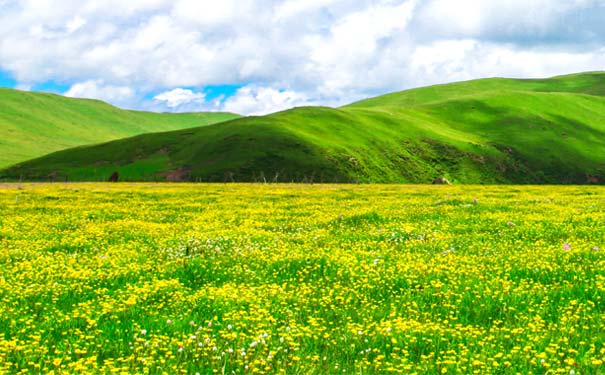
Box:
[0,88,240,168]
[2,72,605,183]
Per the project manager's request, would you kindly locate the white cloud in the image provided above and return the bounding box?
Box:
[64,80,135,105]
[408,41,605,86]
[0,0,604,115]
[66,16,86,34]
[304,0,417,96]
[273,0,342,21]
[153,88,205,109]
[173,0,252,26]
[223,86,314,116]
[414,0,605,42]
[15,83,32,91]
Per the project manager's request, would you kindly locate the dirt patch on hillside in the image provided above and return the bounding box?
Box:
[158,168,191,182]
[587,175,601,184]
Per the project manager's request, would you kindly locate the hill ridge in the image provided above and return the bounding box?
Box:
[0,87,240,168]
[2,72,605,184]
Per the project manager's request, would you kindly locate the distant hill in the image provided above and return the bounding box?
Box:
[2,72,605,183]
[0,88,240,168]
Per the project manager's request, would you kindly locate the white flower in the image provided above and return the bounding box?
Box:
[570,370,575,375]
[140,329,147,335]
[166,319,172,325]
[373,258,379,265]
[227,324,233,330]
[286,326,291,332]
[178,347,183,353]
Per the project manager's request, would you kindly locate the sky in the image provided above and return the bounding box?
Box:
[0,0,604,115]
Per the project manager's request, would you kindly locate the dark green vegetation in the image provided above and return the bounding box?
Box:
[2,72,605,183]
[0,88,240,168]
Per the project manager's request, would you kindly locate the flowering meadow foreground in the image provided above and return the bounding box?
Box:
[1,183,605,375]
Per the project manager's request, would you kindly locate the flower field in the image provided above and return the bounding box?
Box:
[1,183,604,375]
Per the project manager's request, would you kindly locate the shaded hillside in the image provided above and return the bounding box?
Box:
[2,72,605,183]
[0,88,240,168]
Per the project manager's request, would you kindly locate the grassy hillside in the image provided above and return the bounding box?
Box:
[2,72,605,183]
[0,88,240,168]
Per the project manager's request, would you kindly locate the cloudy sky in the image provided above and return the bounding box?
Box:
[0,0,604,115]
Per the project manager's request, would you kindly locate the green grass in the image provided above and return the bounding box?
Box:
[0,88,240,168]
[2,72,605,183]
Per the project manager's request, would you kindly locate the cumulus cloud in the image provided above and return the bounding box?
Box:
[64,80,135,105]
[65,16,86,34]
[303,0,417,97]
[0,0,604,114]
[413,0,605,43]
[408,40,605,86]
[223,86,314,116]
[273,0,344,21]
[153,88,206,110]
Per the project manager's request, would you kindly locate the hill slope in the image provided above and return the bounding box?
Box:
[0,88,240,168]
[2,72,605,183]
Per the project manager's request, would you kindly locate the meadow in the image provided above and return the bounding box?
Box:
[1,183,604,375]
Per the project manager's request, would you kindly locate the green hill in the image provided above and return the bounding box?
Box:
[2,72,605,183]
[0,88,240,168]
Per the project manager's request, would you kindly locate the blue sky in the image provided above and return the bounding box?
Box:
[1,0,604,115]
[0,73,71,93]
[0,70,16,88]
[0,67,241,109]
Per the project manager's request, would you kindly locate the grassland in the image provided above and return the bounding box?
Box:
[1,183,604,374]
[0,88,240,168]
[3,72,604,183]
